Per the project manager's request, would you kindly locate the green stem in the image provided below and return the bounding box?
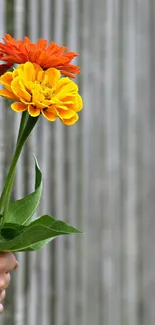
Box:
[4,111,28,206]
[2,171,15,224]
[0,115,39,225]
[0,112,27,213]
[16,111,28,145]
[1,112,28,224]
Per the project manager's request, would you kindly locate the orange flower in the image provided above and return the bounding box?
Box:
[0,34,80,78]
[0,62,83,125]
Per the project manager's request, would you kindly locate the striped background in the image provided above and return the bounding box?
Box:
[0,1,155,325]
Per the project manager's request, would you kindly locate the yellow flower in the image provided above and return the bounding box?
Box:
[0,62,83,125]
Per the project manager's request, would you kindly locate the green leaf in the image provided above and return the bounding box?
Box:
[26,239,52,251]
[6,156,42,225]
[0,223,26,240]
[0,215,82,252]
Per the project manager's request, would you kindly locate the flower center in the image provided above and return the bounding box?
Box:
[35,81,55,99]
[26,79,56,108]
[41,84,55,99]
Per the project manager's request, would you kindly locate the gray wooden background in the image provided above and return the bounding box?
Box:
[0,0,155,324]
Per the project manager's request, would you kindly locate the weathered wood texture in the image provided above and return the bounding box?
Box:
[0,0,155,324]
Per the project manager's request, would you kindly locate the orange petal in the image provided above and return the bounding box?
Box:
[42,109,57,121]
[11,102,28,112]
[37,39,48,49]
[0,89,18,100]
[28,104,41,117]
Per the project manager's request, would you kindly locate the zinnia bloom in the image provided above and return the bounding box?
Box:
[0,62,83,125]
[0,34,80,78]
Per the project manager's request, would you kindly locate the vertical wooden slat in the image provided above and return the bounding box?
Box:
[122,1,138,324]
[26,2,40,325]
[139,2,155,325]
[103,1,115,324]
[110,2,122,323]
[53,1,65,324]
[66,1,78,324]
[103,1,122,325]
[136,3,151,325]
[98,1,107,324]
[147,4,155,324]
[39,1,52,325]
[80,0,91,324]
[13,2,26,325]
[29,0,39,42]
[85,0,103,324]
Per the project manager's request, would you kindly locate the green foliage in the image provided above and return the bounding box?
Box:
[6,157,42,225]
[0,158,82,252]
[0,215,82,252]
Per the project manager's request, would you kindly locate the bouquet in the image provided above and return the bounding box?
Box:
[0,34,83,252]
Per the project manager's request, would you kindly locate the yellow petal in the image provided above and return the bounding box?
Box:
[42,99,54,106]
[24,81,34,92]
[61,113,79,125]
[73,94,83,112]
[54,104,68,110]
[11,102,28,112]
[56,78,78,97]
[42,109,57,121]
[18,62,35,82]
[59,96,74,105]
[33,63,44,81]
[13,69,20,79]
[65,94,83,112]
[28,104,41,117]
[44,68,60,87]
[11,77,31,102]
[35,101,47,109]
[36,70,45,83]
[0,89,18,100]
[56,108,76,119]
[0,72,13,92]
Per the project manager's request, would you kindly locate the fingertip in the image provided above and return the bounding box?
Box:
[14,261,19,269]
[0,290,6,302]
[0,303,4,313]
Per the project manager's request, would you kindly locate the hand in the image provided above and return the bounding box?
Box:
[0,253,18,313]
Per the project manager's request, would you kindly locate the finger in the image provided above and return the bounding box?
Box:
[0,273,10,291]
[0,253,17,273]
[0,290,6,302]
[14,260,19,269]
[0,303,3,313]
